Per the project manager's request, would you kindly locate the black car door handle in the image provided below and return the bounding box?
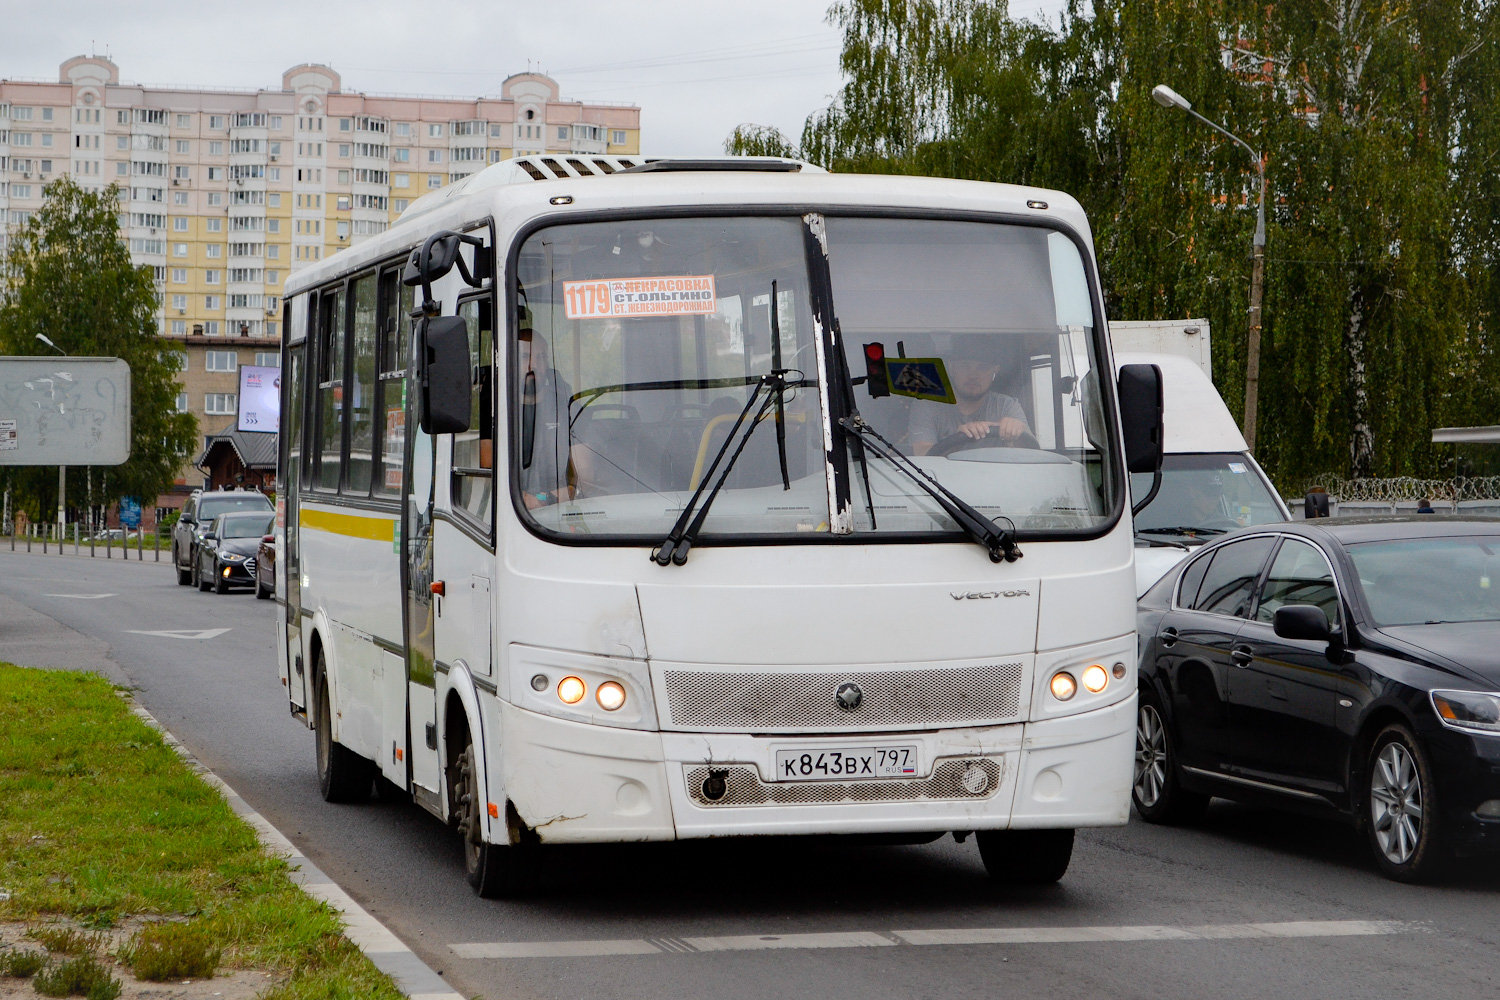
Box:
[1161,627,1178,648]
[1231,647,1253,666]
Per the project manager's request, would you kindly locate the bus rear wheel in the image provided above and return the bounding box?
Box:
[456,741,525,898]
[314,663,374,803]
[976,828,1074,885]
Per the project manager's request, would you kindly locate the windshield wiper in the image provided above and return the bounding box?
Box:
[1135,532,1190,550]
[838,414,1022,563]
[1138,525,1229,537]
[652,369,803,566]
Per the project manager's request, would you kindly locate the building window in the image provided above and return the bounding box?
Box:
[207,245,222,258]
[173,191,188,206]
[171,294,188,310]
[337,144,349,158]
[265,321,278,338]
[205,295,221,309]
[206,271,220,285]
[270,116,282,129]
[339,118,351,132]
[170,321,187,337]
[427,149,443,163]
[172,268,187,283]
[428,123,443,137]
[207,192,223,207]
[205,350,238,372]
[175,391,188,411]
[427,175,442,188]
[175,140,190,154]
[209,115,225,129]
[176,114,191,128]
[172,217,188,232]
[204,392,237,414]
[612,130,626,145]
[116,161,128,176]
[268,193,281,208]
[393,173,409,188]
[208,141,223,155]
[267,245,279,259]
[395,148,409,162]
[268,167,281,181]
[203,320,221,335]
[490,123,503,138]
[255,351,280,367]
[395,122,411,137]
[267,219,280,233]
[336,195,350,210]
[173,243,188,257]
[207,167,223,181]
[337,169,350,184]
[266,269,279,284]
[206,218,222,232]
[393,198,408,212]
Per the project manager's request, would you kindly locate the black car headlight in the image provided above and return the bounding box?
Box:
[1430,689,1500,735]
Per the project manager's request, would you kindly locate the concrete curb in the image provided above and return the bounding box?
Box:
[128,700,464,1000]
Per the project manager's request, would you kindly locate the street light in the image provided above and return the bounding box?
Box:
[34,332,66,537]
[1151,83,1268,453]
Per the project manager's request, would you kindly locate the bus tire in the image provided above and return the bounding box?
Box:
[976,828,1074,885]
[315,664,373,803]
[456,741,524,898]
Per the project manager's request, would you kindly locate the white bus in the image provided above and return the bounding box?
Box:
[275,155,1165,896]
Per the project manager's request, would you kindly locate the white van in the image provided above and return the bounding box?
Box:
[1114,349,1289,594]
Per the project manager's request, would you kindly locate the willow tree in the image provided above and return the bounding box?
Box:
[0,177,197,520]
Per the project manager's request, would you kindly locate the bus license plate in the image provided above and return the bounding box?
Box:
[772,746,919,782]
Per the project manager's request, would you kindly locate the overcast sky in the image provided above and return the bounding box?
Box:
[2,0,1070,156]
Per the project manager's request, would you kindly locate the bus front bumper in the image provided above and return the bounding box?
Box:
[496,695,1134,844]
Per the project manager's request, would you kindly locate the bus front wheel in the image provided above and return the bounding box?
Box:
[456,741,525,898]
[976,828,1074,885]
[314,664,374,803]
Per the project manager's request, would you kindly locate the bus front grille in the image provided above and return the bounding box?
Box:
[683,757,1004,806]
[662,662,1024,732]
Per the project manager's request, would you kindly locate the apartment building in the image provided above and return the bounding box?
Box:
[0,55,641,504]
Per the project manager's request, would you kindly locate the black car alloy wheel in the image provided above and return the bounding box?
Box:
[1131,692,1208,824]
[1366,723,1446,882]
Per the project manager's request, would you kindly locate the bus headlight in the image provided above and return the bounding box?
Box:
[1050,671,1077,701]
[596,681,627,712]
[1082,664,1109,693]
[557,676,587,705]
[508,645,657,730]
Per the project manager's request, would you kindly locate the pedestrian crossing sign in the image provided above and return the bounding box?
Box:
[884,358,955,404]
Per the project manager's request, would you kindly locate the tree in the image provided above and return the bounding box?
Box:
[0,177,197,521]
[728,0,1500,490]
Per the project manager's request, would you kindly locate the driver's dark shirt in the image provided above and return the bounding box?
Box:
[909,392,1030,449]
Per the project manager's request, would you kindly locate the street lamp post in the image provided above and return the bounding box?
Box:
[1151,84,1268,453]
[35,333,67,539]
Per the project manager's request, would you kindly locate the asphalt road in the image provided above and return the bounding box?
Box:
[3,546,1500,999]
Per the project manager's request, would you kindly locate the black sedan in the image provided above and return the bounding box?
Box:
[1134,516,1500,882]
[195,511,275,594]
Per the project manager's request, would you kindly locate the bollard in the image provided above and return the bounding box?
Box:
[155,525,161,562]
[105,530,111,559]
[27,525,32,553]
[73,521,79,556]
[136,528,143,561]
[90,525,95,557]
[43,526,47,555]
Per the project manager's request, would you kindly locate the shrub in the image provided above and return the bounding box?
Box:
[129,921,220,981]
[27,926,101,956]
[2,948,47,977]
[32,954,120,998]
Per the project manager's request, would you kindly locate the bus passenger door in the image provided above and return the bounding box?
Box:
[403,370,443,804]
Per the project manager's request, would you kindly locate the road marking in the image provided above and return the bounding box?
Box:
[44,593,116,599]
[450,919,1407,960]
[125,628,232,640]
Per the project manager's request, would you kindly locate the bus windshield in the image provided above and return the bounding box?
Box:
[514,215,1117,541]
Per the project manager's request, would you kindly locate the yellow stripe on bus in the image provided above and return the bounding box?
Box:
[300,508,396,542]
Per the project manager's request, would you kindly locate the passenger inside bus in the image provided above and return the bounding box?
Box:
[909,339,1034,456]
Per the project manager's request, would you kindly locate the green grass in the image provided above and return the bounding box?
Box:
[0,664,405,1000]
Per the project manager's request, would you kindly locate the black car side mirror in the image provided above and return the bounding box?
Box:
[1274,604,1332,642]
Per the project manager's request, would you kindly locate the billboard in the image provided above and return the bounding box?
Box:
[0,357,131,465]
[237,365,281,433]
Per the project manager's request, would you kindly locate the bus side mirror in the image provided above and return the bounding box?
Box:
[1118,363,1164,474]
[417,315,471,435]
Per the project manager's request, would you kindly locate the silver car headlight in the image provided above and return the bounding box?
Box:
[1430,689,1500,735]
[221,553,245,562]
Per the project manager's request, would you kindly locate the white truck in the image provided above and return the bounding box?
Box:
[1111,319,1290,595]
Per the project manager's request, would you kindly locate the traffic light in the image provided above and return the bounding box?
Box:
[863,342,889,398]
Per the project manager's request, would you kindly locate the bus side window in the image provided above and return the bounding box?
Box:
[453,296,494,529]
[347,272,378,496]
[314,286,346,491]
[374,269,406,497]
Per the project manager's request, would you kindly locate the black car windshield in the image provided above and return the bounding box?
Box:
[1131,453,1284,539]
[1347,535,1500,626]
[218,514,274,539]
[198,494,272,523]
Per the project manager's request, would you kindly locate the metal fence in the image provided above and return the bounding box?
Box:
[7,520,168,560]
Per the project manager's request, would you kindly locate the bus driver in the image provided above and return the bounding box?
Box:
[910,339,1032,456]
